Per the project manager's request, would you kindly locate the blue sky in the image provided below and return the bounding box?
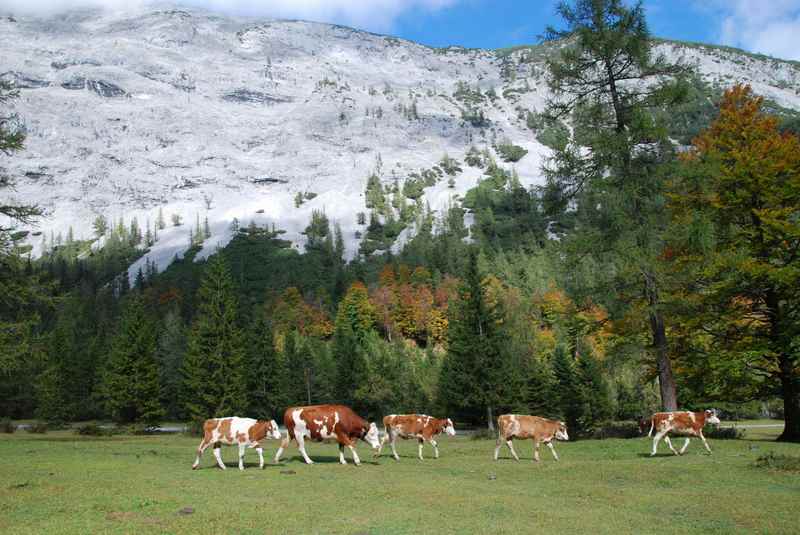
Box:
[5,0,800,60]
[391,1,713,49]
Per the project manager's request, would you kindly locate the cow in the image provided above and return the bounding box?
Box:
[377,414,456,461]
[192,417,282,471]
[493,414,569,462]
[648,409,721,456]
[273,404,381,466]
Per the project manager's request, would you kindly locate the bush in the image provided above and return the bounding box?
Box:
[704,425,745,439]
[754,453,800,472]
[184,419,205,437]
[496,143,528,163]
[27,423,49,434]
[469,428,496,440]
[75,423,111,436]
[588,421,641,439]
[0,419,16,433]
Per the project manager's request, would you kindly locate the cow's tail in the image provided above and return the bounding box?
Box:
[647,418,654,438]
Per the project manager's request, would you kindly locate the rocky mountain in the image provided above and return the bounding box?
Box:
[2,5,799,277]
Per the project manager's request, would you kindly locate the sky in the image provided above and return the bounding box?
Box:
[2,0,799,60]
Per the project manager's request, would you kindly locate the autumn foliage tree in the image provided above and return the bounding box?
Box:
[670,85,800,441]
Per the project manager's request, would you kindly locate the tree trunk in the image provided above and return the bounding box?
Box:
[777,353,800,442]
[486,405,495,431]
[650,309,677,411]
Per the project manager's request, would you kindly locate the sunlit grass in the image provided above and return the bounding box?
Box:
[1,421,798,534]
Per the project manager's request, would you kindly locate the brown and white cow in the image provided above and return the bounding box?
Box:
[493,414,569,462]
[648,409,720,456]
[192,417,282,471]
[273,404,381,466]
[377,414,456,461]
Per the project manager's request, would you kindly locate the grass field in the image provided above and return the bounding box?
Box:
[1,421,799,534]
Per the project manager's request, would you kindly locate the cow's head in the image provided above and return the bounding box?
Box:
[443,418,456,436]
[555,421,569,441]
[363,422,381,450]
[267,419,282,440]
[705,409,721,426]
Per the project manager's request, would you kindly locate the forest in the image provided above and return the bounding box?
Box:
[1,0,798,442]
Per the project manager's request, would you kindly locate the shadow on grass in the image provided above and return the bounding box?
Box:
[275,455,380,466]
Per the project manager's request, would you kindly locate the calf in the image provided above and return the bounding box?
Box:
[378,414,456,460]
[273,404,381,466]
[192,417,282,471]
[493,414,568,462]
[648,409,720,456]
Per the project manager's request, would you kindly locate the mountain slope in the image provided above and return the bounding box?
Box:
[2,6,799,277]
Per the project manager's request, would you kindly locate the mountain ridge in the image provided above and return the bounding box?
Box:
[1,5,799,279]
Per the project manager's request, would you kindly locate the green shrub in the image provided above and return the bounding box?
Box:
[588,421,641,439]
[75,423,111,436]
[0,419,16,433]
[496,143,527,163]
[469,428,496,440]
[704,426,745,439]
[27,423,49,434]
[754,453,800,472]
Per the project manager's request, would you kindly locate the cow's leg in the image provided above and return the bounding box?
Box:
[348,444,361,466]
[650,429,668,456]
[494,434,503,461]
[533,440,540,462]
[296,434,314,464]
[680,438,691,455]
[377,430,389,458]
[256,445,265,469]
[699,430,712,454]
[192,437,212,470]
[213,444,226,470]
[664,435,679,456]
[273,435,290,464]
[390,432,400,461]
[546,441,559,461]
[418,438,425,461]
[506,439,520,462]
[338,444,347,465]
[430,439,439,459]
[238,443,247,470]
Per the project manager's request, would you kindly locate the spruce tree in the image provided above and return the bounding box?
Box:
[246,311,288,417]
[181,254,248,422]
[575,353,613,430]
[552,345,581,433]
[104,295,164,425]
[157,308,186,418]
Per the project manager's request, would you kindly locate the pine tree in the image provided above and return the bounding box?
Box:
[332,317,367,410]
[438,249,503,428]
[158,308,186,418]
[246,311,289,416]
[203,216,211,239]
[552,345,581,433]
[103,295,164,425]
[92,215,108,238]
[156,207,166,230]
[576,353,613,430]
[181,254,248,422]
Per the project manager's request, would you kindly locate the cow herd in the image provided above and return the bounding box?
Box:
[191,404,722,471]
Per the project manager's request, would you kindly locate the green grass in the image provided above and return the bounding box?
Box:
[1,424,799,534]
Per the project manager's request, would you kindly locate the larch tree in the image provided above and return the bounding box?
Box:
[542,0,689,410]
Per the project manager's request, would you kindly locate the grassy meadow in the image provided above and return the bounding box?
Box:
[1,422,798,534]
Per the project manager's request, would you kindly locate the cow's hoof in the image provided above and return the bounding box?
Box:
[192,465,198,470]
